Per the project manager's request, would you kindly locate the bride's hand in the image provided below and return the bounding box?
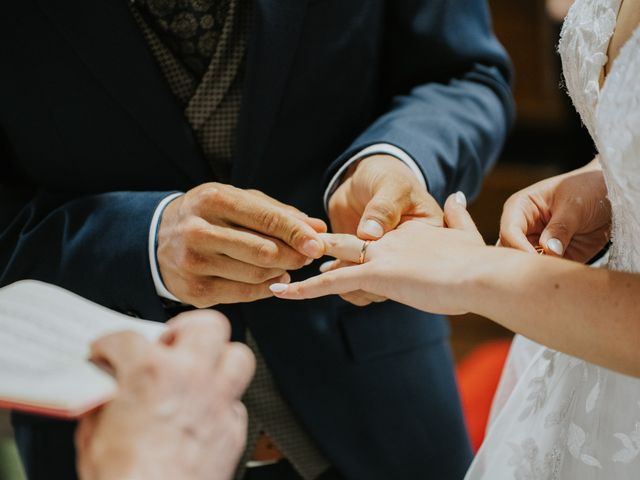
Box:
[270,193,487,315]
[499,158,611,262]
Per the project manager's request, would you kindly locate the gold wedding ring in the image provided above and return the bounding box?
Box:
[535,245,546,255]
[359,240,371,264]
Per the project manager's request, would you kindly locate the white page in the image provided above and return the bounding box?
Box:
[0,280,166,415]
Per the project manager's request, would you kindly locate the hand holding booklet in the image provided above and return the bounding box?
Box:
[0,280,166,419]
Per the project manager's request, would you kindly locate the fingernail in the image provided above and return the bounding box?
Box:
[303,239,322,258]
[547,238,564,256]
[269,283,289,294]
[319,260,335,273]
[455,191,467,208]
[361,219,384,238]
[304,258,313,266]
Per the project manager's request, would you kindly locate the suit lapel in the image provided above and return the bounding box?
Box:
[36,0,211,184]
[234,0,308,186]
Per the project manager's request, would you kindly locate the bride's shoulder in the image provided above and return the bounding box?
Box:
[558,0,618,51]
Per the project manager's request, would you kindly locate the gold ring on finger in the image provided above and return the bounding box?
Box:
[359,240,371,264]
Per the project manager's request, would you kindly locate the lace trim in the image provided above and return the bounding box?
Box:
[596,26,640,273]
[558,0,619,140]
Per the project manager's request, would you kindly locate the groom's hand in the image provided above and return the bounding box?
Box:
[328,155,443,306]
[158,183,327,308]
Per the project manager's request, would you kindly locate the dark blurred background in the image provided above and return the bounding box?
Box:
[0,1,592,478]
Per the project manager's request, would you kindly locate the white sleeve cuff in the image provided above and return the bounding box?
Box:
[148,193,184,302]
[323,143,428,211]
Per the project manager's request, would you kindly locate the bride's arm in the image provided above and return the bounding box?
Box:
[271,194,640,378]
[465,245,640,377]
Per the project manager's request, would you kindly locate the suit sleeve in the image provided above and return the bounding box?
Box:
[325,0,515,204]
[0,136,171,321]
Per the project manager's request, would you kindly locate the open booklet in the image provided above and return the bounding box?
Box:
[0,280,166,419]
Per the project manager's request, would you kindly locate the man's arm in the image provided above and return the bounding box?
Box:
[325,0,515,205]
[0,186,173,321]
[0,127,326,312]
[0,130,170,319]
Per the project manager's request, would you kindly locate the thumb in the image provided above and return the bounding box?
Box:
[444,192,482,240]
[357,183,409,239]
[538,206,580,257]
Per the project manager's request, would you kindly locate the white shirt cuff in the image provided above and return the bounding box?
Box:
[148,193,184,302]
[323,143,428,211]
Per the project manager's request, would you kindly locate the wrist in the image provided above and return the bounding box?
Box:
[324,144,427,212]
[363,154,419,179]
[461,246,518,316]
[150,193,184,302]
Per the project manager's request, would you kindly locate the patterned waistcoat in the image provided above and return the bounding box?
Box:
[129,0,330,477]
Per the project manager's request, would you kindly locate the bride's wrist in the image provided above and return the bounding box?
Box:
[460,246,521,317]
[450,245,497,314]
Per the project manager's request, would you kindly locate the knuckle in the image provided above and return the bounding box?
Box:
[501,194,523,215]
[173,351,198,373]
[339,293,367,306]
[180,248,207,273]
[320,272,338,289]
[196,184,219,203]
[238,345,257,378]
[182,310,231,339]
[207,311,232,336]
[227,343,256,379]
[257,209,282,234]
[294,285,306,298]
[371,201,396,224]
[234,402,249,426]
[549,222,570,235]
[285,227,306,248]
[498,232,510,247]
[247,284,271,302]
[134,354,162,381]
[186,278,213,304]
[182,219,216,246]
[292,256,308,270]
[327,197,339,218]
[193,299,215,309]
[317,276,331,290]
[237,282,258,300]
[255,242,279,266]
[229,404,248,448]
[570,195,585,208]
[503,193,518,207]
[181,221,201,245]
[282,250,306,270]
[248,267,272,283]
[199,183,230,209]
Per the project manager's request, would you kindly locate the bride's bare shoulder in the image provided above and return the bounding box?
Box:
[605,0,640,77]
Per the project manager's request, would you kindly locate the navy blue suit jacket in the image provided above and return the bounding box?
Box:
[0,1,514,478]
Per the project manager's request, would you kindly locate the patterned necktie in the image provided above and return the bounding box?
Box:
[134,0,231,80]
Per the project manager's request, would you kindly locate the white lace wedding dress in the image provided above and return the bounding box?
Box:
[464,0,640,478]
